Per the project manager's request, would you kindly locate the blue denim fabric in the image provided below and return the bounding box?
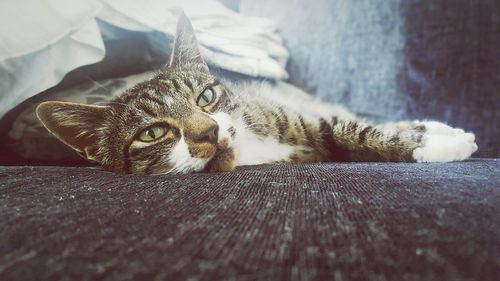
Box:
[240,0,500,157]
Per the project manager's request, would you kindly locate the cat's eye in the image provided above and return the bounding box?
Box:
[138,126,166,142]
[196,88,216,107]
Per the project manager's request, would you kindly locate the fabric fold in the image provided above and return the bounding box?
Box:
[0,0,289,118]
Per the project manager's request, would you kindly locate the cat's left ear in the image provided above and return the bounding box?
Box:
[36,101,109,162]
[168,11,209,70]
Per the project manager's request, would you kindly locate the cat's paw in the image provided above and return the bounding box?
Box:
[412,122,478,163]
[416,121,464,135]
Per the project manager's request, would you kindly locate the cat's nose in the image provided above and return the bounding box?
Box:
[194,125,219,144]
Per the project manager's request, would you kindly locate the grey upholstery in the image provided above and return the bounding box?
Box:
[1,160,499,280]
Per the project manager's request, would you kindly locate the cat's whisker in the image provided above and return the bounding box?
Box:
[83,75,111,93]
[241,123,286,138]
[94,101,134,110]
[151,166,178,176]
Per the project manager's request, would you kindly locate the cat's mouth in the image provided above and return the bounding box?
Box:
[202,112,236,172]
[202,129,236,173]
[205,147,236,173]
[217,138,230,150]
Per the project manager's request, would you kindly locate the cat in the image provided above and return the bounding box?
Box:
[36,13,478,175]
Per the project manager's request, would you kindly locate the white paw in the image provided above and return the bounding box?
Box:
[412,122,478,163]
[415,121,464,135]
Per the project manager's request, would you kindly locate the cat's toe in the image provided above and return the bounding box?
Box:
[464,132,475,143]
[417,121,460,135]
[472,143,478,153]
[412,131,478,163]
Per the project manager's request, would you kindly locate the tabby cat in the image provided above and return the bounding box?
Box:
[36,13,478,175]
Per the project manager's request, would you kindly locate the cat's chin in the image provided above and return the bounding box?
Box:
[205,148,236,173]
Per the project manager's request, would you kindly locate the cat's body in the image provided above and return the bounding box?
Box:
[36,13,478,175]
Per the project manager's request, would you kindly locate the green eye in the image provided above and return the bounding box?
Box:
[196,88,216,107]
[138,126,166,142]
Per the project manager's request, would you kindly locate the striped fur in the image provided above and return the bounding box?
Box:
[36,13,478,175]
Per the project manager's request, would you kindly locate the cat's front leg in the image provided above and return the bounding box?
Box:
[328,120,478,162]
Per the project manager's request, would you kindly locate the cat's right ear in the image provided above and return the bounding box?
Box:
[36,101,109,161]
[168,11,208,70]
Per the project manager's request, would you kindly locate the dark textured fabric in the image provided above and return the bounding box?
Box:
[1,160,499,280]
[240,0,500,157]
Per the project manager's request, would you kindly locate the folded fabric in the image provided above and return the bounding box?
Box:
[0,0,106,119]
[99,0,289,77]
[0,0,289,119]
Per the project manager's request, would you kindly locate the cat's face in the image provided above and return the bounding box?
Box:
[36,13,238,174]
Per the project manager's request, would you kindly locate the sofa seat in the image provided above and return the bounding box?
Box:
[1,160,499,280]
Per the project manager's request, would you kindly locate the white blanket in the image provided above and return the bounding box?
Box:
[0,0,289,118]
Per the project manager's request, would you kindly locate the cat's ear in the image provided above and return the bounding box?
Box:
[36,101,109,161]
[168,11,208,70]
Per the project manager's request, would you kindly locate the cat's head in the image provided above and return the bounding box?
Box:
[36,12,238,174]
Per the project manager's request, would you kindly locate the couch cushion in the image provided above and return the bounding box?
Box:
[1,160,499,280]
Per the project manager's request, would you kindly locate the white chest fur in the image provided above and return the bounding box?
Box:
[232,119,296,166]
